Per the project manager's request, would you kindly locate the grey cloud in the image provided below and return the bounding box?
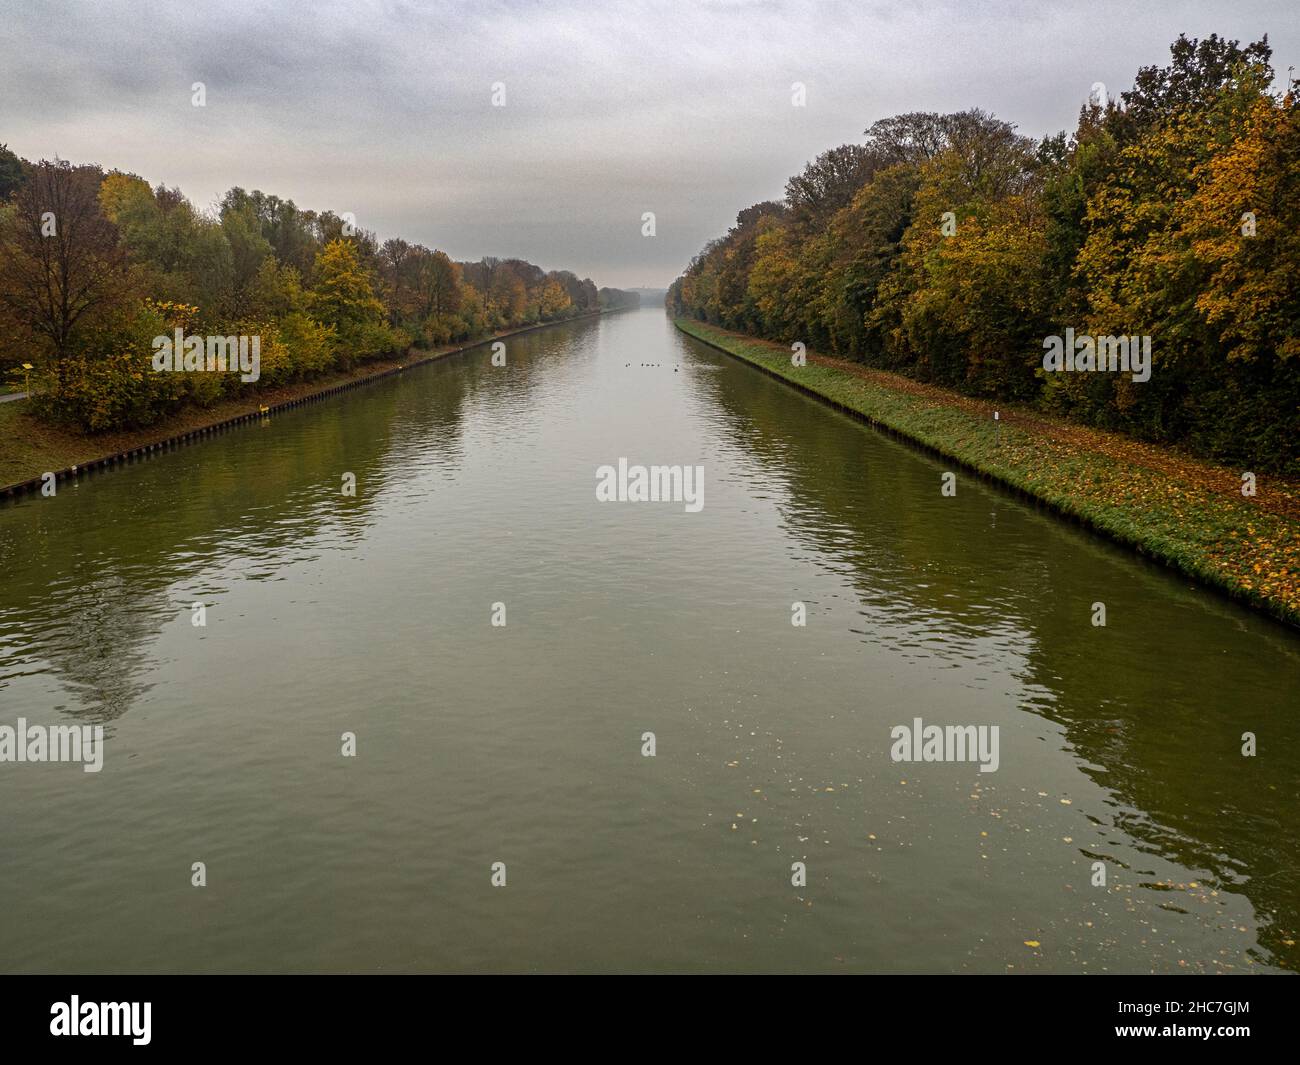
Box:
[1,0,1294,287]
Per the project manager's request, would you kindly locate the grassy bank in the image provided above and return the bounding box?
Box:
[0,314,604,496]
[675,317,1300,628]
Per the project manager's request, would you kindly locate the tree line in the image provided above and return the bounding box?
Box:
[669,35,1299,472]
[0,151,637,431]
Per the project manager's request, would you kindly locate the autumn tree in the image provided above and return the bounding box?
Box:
[0,159,130,360]
[488,263,528,324]
[1115,33,1274,140]
[310,239,384,326]
[539,277,571,318]
[818,163,922,358]
[785,144,878,229]
[1186,93,1300,365]
[1180,90,1300,464]
[413,248,462,321]
[673,34,1298,469]
[1075,35,1275,443]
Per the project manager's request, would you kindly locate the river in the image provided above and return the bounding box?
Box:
[1,306,1297,973]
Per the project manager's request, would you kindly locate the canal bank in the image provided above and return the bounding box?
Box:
[675,318,1300,629]
[0,311,615,502]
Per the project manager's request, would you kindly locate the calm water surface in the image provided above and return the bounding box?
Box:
[1,307,1297,973]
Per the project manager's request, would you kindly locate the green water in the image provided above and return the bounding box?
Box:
[1,307,1297,973]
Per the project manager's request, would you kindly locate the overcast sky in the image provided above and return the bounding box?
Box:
[2,0,1295,288]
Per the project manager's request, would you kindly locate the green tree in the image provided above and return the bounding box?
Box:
[0,143,27,201]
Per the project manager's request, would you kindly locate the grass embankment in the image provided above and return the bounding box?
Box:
[0,314,602,495]
[675,318,1300,628]
[0,353,416,488]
